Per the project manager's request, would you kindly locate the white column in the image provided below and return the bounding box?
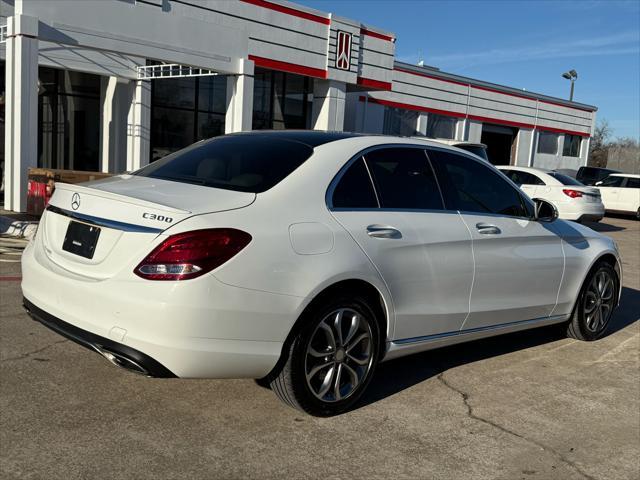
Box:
[4,15,38,212]
[416,113,428,136]
[100,77,132,173]
[126,80,151,171]
[225,73,254,133]
[311,80,346,131]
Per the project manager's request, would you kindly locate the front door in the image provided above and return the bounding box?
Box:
[428,148,564,330]
[329,146,474,341]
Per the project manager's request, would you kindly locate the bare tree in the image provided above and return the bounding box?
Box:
[588,120,612,167]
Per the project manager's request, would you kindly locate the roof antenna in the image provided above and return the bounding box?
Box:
[417,49,424,67]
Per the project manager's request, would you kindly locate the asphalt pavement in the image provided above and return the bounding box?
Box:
[1,216,638,480]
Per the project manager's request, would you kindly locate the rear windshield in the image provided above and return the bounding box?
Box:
[548,172,583,186]
[457,145,489,162]
[135,135,314,193]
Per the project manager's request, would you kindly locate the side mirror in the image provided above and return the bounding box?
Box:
[595,181,603,186]
[533,198,558,222]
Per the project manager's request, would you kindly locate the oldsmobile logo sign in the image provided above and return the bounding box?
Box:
[336,31,352,71]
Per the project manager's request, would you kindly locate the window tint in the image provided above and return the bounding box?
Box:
[548,172,583,186]
[332,158,379,208]
[429,150,531,217]
[599,176,624,187]
[537,131,559,155]
[456,145,489,162]
[364,148,443,210]
[501,169,545,186]
[625,177,640,189]
[562,134,582,157]
[136,135,313,193]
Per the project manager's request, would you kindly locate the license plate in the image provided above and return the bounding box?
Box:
[62,221,101,259]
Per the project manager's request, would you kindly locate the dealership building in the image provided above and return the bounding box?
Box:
[1,0,597,212]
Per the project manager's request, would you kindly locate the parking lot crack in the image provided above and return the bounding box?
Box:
[1,339,68,363]
[437,372,598,480]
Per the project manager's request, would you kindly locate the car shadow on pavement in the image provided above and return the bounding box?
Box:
[357,286,639,411]
[584,221,626,232]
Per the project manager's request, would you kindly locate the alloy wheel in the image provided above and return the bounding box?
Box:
[304,308,374,403]
[583,269,616,333]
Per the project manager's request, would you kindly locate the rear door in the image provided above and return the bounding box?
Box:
[619,177,640,213]
[329,146,474,340]
[429,149,564,329]
[597,176,624,210]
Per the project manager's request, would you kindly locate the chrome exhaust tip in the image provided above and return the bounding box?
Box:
[93,345,150,376]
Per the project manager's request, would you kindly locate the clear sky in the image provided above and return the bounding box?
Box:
[298,0,640,140]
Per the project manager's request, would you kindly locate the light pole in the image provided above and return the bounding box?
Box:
[562,70,578,101]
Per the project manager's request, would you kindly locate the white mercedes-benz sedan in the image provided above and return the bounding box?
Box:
[22,132,622,416]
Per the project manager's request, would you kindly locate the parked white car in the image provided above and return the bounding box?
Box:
[498,166,605,222]
[595,173,640,219]
[22,132,621,416]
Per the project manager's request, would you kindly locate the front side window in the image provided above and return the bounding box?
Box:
[537,131,559,155]
[426,114,457,140]
[364,147,444,210]
[332,157,379,208]
[599,176,624,187]
[136,135,313,193]
[562,134,582,157]
[429,150,531,217]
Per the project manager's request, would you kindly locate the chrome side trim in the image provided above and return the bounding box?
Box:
[46,205,164,234]
[383,314,570,361]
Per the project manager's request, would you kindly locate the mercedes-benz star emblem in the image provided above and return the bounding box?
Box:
[71,193,81,211]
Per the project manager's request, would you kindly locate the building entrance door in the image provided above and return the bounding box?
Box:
[481,123,518,166]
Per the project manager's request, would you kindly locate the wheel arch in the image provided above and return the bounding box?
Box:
[262,278,392,381]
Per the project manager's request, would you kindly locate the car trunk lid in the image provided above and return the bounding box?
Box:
[39,175,255,279]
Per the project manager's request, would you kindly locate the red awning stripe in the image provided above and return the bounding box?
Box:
[249,55,328,79]
[241,0,331,25]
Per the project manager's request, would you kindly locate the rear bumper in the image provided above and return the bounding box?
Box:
[21,240,303,379]
[560,203,605,221]
[24,298,176,377]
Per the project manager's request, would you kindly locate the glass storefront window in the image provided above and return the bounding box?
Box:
[383,107,419,136]
[426,113,457,139]
[252,68,313,131]
[150,75,227,162]
[37,67,101,171]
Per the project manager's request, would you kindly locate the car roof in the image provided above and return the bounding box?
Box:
[609,173,640,178]
[227,130,365,147]
[415,138,487,148]
[496,165,552,174]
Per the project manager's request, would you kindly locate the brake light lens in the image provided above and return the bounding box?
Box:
[563,189,584,198]
[134,229,252,281]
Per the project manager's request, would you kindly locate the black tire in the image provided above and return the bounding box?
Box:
[270,294,381,416]
[567,262,618,341]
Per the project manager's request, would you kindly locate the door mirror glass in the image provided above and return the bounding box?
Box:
[533,198,558,222]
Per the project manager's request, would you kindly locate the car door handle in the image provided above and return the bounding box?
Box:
[475,223,501,235]
[366,225,402,239]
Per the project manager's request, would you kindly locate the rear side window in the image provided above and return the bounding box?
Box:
[625,177,640,188]
[429,150,531,218]
[332,158,378,208]
[502,169,545,186]
[135,135,314,193]
[364,147,444,210]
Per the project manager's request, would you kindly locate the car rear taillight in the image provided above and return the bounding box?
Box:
[134,229,252,281]
[563,189,584,198]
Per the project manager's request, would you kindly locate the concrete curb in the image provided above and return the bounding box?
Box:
[0,215,38,240]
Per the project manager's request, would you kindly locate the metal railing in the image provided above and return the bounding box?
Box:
[136,64,218,80]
